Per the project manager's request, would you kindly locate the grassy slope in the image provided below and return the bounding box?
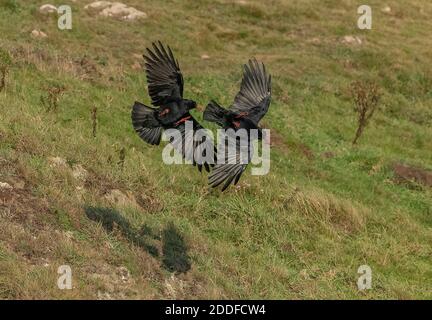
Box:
[0,0,431,299]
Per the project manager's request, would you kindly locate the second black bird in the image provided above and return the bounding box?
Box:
[203,58,272,190]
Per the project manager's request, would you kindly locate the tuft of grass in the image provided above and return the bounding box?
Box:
[0,48,12,91]
[40,82,66,112]
[91,105,97,138]
[351,81,381,145]
[286,188,367,233]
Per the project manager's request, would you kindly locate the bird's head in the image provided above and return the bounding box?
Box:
[184,99,197,110]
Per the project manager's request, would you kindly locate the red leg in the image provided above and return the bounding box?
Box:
[174,115,192,126]
[159,108,170,117]
[233,121,241,128]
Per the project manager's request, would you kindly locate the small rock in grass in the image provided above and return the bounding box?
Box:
[381,6,391,14]
[39,4,57,14]
[342,35,362,45]
[0,182,13,190]
[85,1,147,20]
[122,7,147,20]
[201,54,210,60]
[31,30,48,38]
[99,2,127,17]
[84,1,112,10]
[48,156,67,168]
[72,164,88,182]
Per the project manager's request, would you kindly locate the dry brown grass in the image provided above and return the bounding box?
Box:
[0,65,8,92]
[41,84,66,112]
[351,81,381,145]
[91,105,98,138]
[0,48,11,92]
[285,188,367,234]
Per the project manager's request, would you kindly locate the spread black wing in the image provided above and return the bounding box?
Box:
[230,58,271,124]
[144,41,184,106]
[209,133,251,191]
[168,118,217,173]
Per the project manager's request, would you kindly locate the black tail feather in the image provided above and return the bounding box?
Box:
[131,101,163,145]
[203,100,228,127]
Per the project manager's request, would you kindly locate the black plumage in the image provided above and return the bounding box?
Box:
[131,41,215,172]
[203,58,271,190]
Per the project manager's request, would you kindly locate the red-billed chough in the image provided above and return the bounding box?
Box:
[131,41,215,172]
[203,58,271,190]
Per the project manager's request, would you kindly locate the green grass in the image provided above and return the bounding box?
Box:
[0,0,431,299]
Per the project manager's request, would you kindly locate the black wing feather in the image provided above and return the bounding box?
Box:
[230,58,271,124]
[144,41,184,106]
[209,134,251,190]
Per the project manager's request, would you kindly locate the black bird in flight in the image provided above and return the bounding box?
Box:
[203,58,271,191]
[131,41,215,172]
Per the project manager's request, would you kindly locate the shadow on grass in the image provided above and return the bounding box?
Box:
[162,222,191,273]
[84,206,191,273]
[84,206,159,257]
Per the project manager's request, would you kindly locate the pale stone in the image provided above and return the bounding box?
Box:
[48,156,67,168]
[72,164,88,182]
[0,182,13,190]
[342,35,362,45]
[39,4,57,14]
[85,1,147,20]
[31,29,48,38]
[84,1,112,10]
[381,6,391,13]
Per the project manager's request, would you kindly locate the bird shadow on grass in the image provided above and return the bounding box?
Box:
[162,222,191,274]
[84,206,191,273]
